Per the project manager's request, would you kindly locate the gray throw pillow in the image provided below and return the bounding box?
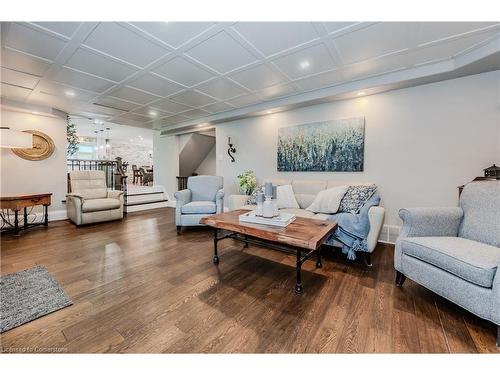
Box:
[339,184,377,214]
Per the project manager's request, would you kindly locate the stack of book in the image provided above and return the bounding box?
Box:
[238,211,296,227]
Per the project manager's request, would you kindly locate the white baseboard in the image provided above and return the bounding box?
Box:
[378,224,401,245]
[166,200,176,208]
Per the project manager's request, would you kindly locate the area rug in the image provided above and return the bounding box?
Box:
[0,265,72,333]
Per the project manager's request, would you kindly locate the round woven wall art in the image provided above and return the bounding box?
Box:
[12,130,55,161]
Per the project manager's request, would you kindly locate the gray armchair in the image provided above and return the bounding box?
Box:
[395,181,500,346]
[67,171,124,226]
[174,175,224,234]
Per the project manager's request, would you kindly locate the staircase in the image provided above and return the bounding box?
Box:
[124,187,169,213]
[179,133,215,176]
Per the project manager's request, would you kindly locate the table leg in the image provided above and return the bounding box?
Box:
[24,207,28,229]
[13,210,20,235]
[43,205,49,226]
[213,228,219,264]
[243,234,249,248]
[295,248,303,294]
[316,246,322,268]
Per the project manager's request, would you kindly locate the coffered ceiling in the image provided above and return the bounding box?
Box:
[1,22,499,131]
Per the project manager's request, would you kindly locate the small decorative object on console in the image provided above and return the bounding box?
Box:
[255,192,264,216]
[484,164,500,178]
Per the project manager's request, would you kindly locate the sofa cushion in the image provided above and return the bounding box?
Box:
[339,184,377,214]
[187,175,223,202]
[82,198,121,213]
[306,185,348,214]
[292,180,327,209]
[277,184,300,209]
[459,181,500,247]
[181,201,216,214]
[402,236,499,288]
[280,208,316,219]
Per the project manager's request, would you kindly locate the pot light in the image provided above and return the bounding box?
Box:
[299,60,310,69]
[266,110,273,114]
[148,110,157,117]
[357,91,366,96]
[65,90,75,97]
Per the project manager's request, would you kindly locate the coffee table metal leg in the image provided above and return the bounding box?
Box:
[213,228,219,264]
[316,246,322,268]
[243,234,249,248]
[295,248,304,294]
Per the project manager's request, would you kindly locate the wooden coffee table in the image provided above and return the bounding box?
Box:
[200,209,337,294]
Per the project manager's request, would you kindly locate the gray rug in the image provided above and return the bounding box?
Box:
[0,265,72,333]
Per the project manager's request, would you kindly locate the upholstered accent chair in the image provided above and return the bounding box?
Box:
[174,175,224,234]
[395,181,500,345]
[67,171,124,226]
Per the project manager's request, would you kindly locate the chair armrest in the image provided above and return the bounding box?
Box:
[228,194,248,211]
[366,206,385,252]
[66,193,84,200]
[174,189,191,206]
[107,190,124,199]
[398,207,463,238]
[215,189,224,213]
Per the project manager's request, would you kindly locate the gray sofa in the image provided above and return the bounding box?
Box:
[66,170,124,226]
[174,175,224,234]
[395,181,500,345]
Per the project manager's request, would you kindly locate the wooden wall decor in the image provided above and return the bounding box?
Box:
[11,130,55,161]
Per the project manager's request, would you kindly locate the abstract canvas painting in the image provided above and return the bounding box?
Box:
[277,117,365,172]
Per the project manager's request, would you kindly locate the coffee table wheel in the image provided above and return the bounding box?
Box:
[294,284,304,294]
[212,255,219,264]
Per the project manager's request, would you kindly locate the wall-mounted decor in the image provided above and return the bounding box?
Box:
[12,130,55,161]
[227,136,236,162]
[277,117,365,172]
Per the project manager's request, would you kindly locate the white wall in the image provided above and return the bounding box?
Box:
[0,109,67,219]
[195,145,216,175]
[215,71,500,229]
[153,132,178,202]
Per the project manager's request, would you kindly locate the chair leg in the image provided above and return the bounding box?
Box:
[362,252,372,267]
[395,271,407,286]
[176,226,181,235]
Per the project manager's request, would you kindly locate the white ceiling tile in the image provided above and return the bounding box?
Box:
[127,73,183,96]
[225,93,261,107]
[153,57,213,87]
[169,90,216,107]
[1,67,39,89]
[38,81,98,101]
[333,22,411,64]
[108,86,160,104]
[31,22,81,38]
[65,48,138,83]
[5,23,66,61]
[116,112,150,122]
[162,114,190,125]
[256,83,297,100]
[51,67,115,92]
[83,22,169,67]
[85,103,125,116]
[0,82,32,100]
[0,48,51,76]
[233,22,319,56]
[272,43,336,79]
[94,96,139,111]
[109,116,142,126]
[132,106,171,118]
[196,78,246,100]
[342,53,409,81]
[417,22,499,45]
[293,70,344,91]
[409,31,500,66]
[179,108,211,119]
[228,64,284,90]
[151,99,192,114]
[186,31,257,73]
[323,22,358,35]
[130,22,214,47]
[201,102,234,113]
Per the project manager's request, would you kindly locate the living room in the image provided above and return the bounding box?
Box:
[1,0,499,373]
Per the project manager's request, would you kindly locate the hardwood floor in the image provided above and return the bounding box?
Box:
[1,208,498,353]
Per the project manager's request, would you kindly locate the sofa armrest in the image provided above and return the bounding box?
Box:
[366,206,385,252]
[228,194,248,211]
[215,189,224,213]
[174,189,192,206]
[107,190,124,199]
[395,207,463,271]
[66,193,84,200]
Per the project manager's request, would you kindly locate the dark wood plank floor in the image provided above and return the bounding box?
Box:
[1,208,498,353]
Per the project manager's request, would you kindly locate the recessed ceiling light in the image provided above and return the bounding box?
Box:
[266,110,273,114]
[148,110,157,117]
[65,90,75,97]
[357,91,366,96]
[299,60,310,69]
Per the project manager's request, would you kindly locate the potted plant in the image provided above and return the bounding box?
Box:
[237,170,257,197]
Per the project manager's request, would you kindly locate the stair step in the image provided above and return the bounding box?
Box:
[125,191,164,197]
[125,199,168,207]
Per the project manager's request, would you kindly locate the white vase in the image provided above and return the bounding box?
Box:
[262,197,274,218]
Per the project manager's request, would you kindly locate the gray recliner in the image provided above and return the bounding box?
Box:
[395,181,500,346]
[67,171,124,226]
[174,175,224,234]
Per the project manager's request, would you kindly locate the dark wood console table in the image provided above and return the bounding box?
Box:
[0,193,52,235]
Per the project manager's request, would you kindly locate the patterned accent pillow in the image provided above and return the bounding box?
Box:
[339,184,377,214]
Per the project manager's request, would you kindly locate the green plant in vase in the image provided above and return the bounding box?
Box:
[237,170,257,196]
